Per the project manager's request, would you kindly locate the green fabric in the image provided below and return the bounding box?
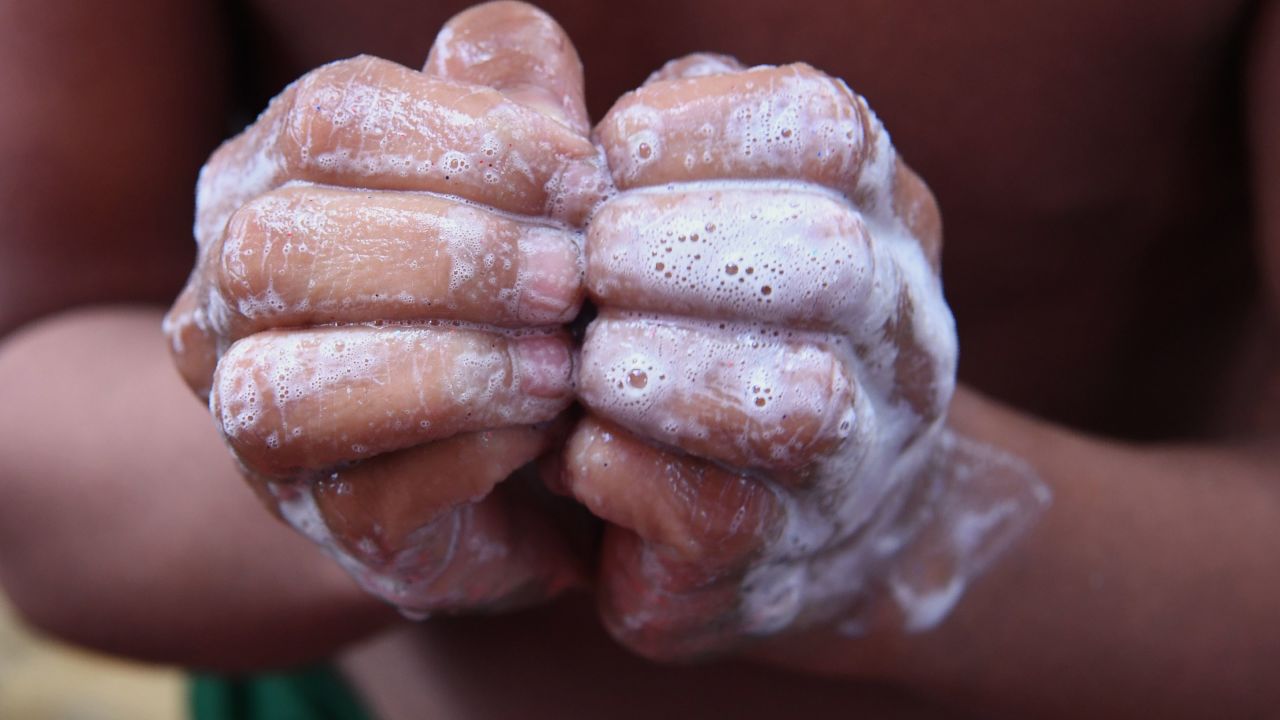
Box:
[190,665,371,720]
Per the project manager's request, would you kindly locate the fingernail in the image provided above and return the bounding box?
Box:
[517,227,582,324]
[513,335,573,399]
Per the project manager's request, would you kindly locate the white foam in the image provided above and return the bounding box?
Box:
[585,67,1051,639]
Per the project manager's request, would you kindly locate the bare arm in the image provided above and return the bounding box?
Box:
[0,1,396,669]
[0,0,610,671]
[0,309,394,669]
[564,10,1280,718]
[756,4,1280,715]
[760,387,1280,717]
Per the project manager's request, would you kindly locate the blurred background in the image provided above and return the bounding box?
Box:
[0,596,182,720]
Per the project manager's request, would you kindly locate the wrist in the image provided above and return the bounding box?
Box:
[744,385,1056,683]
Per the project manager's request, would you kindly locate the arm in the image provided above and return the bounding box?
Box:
[1,0,607,670]
[0,309,394,669]
[0,1,395,669]
[569,25,1280,720]
[757,4,1280,715]
[763,387,1280,717]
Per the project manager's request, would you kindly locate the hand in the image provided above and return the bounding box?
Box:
[563,54,964,658]
[163,1,609,616]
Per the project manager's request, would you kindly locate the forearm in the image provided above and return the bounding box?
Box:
[759,386,1280,718]
[0,307,396,670]
[874,4,1280,712]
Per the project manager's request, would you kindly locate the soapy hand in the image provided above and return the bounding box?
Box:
[564,54,1043,658]
[163,2,610,616]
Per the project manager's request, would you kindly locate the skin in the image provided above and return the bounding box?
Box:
[564,54,960,657]
[163,6,609,617]
[0,1,1277,719]
[213,185,585,335]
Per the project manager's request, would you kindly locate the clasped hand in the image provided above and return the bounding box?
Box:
[165,0,975,660]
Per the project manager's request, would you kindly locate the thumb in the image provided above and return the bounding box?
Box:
[425,1,590,134]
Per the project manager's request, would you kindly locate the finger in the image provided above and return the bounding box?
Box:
[893,160,943,271]
[271,440,583,613]
[312,426,551,563]
[597,63,889,198]
[578,313,874,478]
[279,56,602,221]
[195,55,607,249]
[425,1,590,135]
[372,477,583,612]
[642,53,745,85]
[587,185,951,431]
[310,428,583,612]
[586,184,899,332]
[163,278,219,399]
[563,415,781,568]
[212,184,583,338]
[193,85,299,250]
[597,526,752,659]
[211,325,574,477]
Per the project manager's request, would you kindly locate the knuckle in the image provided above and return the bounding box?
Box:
[892,160,943,266]
[597,93,664,183]
[282,80,326,165]
[600,62,886,197]
[282,57,373,165]
[582,200,626,292]
[578,316,860,473]
[881,287,955,428]
[215,194,283,313]
[823,207,877,318]
[210,339,279,472]
[163,292,219,399]
[584,193,623,242]
[576,319,622,409]
[773,346,861,467]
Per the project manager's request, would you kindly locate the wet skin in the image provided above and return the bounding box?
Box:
[0,1,1276,718]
